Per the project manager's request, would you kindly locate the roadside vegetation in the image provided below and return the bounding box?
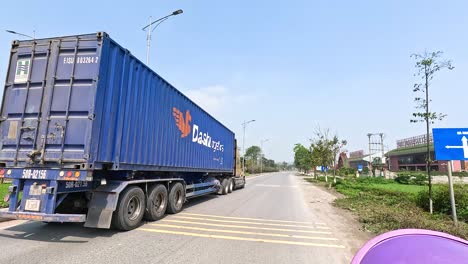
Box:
[293,128,347,183]
[242,146,291,174]
[0,183,8,208]
[396,170,468,178]
[305,176,468,239]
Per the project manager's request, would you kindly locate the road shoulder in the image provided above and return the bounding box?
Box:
[297,175,372,261]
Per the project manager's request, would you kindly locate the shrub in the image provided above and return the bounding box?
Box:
[395,175,411,184]
[453,171,468,177]
[362,167,369,174]
[356,176,391,185]
[416,185,468,222]
[412,174,428,185]
[338,167,357,176]
[395,172,427,185]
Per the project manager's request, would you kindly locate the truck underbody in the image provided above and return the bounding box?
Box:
[0,168,245,230]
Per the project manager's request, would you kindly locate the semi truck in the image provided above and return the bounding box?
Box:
[0,32,245,230]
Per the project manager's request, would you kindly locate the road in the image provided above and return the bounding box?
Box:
[0,172,369,264]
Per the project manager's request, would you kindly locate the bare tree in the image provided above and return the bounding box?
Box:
[411,51,454,214]
[310,128,346,184]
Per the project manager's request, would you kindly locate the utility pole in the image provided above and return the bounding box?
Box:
[368,133,385,176]
[368,134,372,176]
[242,120,256,175]
[146,16,152,65]
[142,9,183,66]
[260,139,270,173]
[380,133,384,176]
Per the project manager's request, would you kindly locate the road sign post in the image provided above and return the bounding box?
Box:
[447,160,458,226]
[432,128,468,226]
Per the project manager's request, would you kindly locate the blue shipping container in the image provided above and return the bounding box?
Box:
[0,32,235,173]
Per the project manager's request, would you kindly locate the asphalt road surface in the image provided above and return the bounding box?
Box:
[0,172,369,264]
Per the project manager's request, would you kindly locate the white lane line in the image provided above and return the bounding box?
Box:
[254,184,298,188]
[246,174,274,181]
[23,233,34,238]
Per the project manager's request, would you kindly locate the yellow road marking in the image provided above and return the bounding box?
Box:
[160,219,331,234]
[150,223,338,241]
[180,212,327,225]
[139,228,345,248]
[172,216,330,229]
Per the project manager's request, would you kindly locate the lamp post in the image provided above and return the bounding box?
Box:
[6,30,35,39]
[242,120,256,175]
[142,9,183,66]
[260,139,270,173]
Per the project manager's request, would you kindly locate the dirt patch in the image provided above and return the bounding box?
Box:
[297,177,372,262]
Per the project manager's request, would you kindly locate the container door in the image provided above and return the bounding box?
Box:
[0,35,100,167]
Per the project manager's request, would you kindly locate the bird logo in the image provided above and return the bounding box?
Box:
[172,107,192,138]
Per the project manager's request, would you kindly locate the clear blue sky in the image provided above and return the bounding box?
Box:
[1,0,467,162]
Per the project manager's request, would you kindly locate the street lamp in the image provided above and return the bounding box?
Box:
[6,30,35,39]
[260,138,270,174]
[242,119,256,176]
[142,9,183,66]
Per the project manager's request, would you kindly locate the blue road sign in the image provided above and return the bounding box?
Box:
[432,128,468,160]
[358,164,363,172]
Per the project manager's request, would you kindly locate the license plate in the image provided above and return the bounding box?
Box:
[25,199,41,211]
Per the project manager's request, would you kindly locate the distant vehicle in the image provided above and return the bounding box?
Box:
[0,32,245,230]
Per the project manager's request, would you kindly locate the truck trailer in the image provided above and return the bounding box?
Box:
[0,32,245,230]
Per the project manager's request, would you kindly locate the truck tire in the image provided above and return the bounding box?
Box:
[238,177,246,189]
[220,178,229,195]
[166,182,185,214]
[112,186,146,231]
[144,184,168,221]
[217,179,224,195]
[228,178,234,193]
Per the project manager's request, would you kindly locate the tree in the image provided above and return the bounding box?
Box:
[310,147,321,179]
[293,144,313,173]
[411,51,453,214]
[245,146,261,164]
[329,136,347,184]
[310,129,346,183]
[279,161,289,170]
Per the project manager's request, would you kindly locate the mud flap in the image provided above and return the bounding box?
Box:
[84,191,119,229]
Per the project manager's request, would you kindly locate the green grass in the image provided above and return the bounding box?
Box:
[365,183,426,194]
[0,183,9,208]
[305,176,468,240]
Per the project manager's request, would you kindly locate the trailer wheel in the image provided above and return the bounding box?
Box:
[144,184,168,221]
[220,178,229,195]
[228,178,234,193]
[238,177,246,189]
[112,186,146,231]
[166,182,185,214]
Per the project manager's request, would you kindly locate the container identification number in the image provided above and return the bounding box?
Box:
[65,181,88,189]
[22,169,47,179]
[63,56,99,64]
